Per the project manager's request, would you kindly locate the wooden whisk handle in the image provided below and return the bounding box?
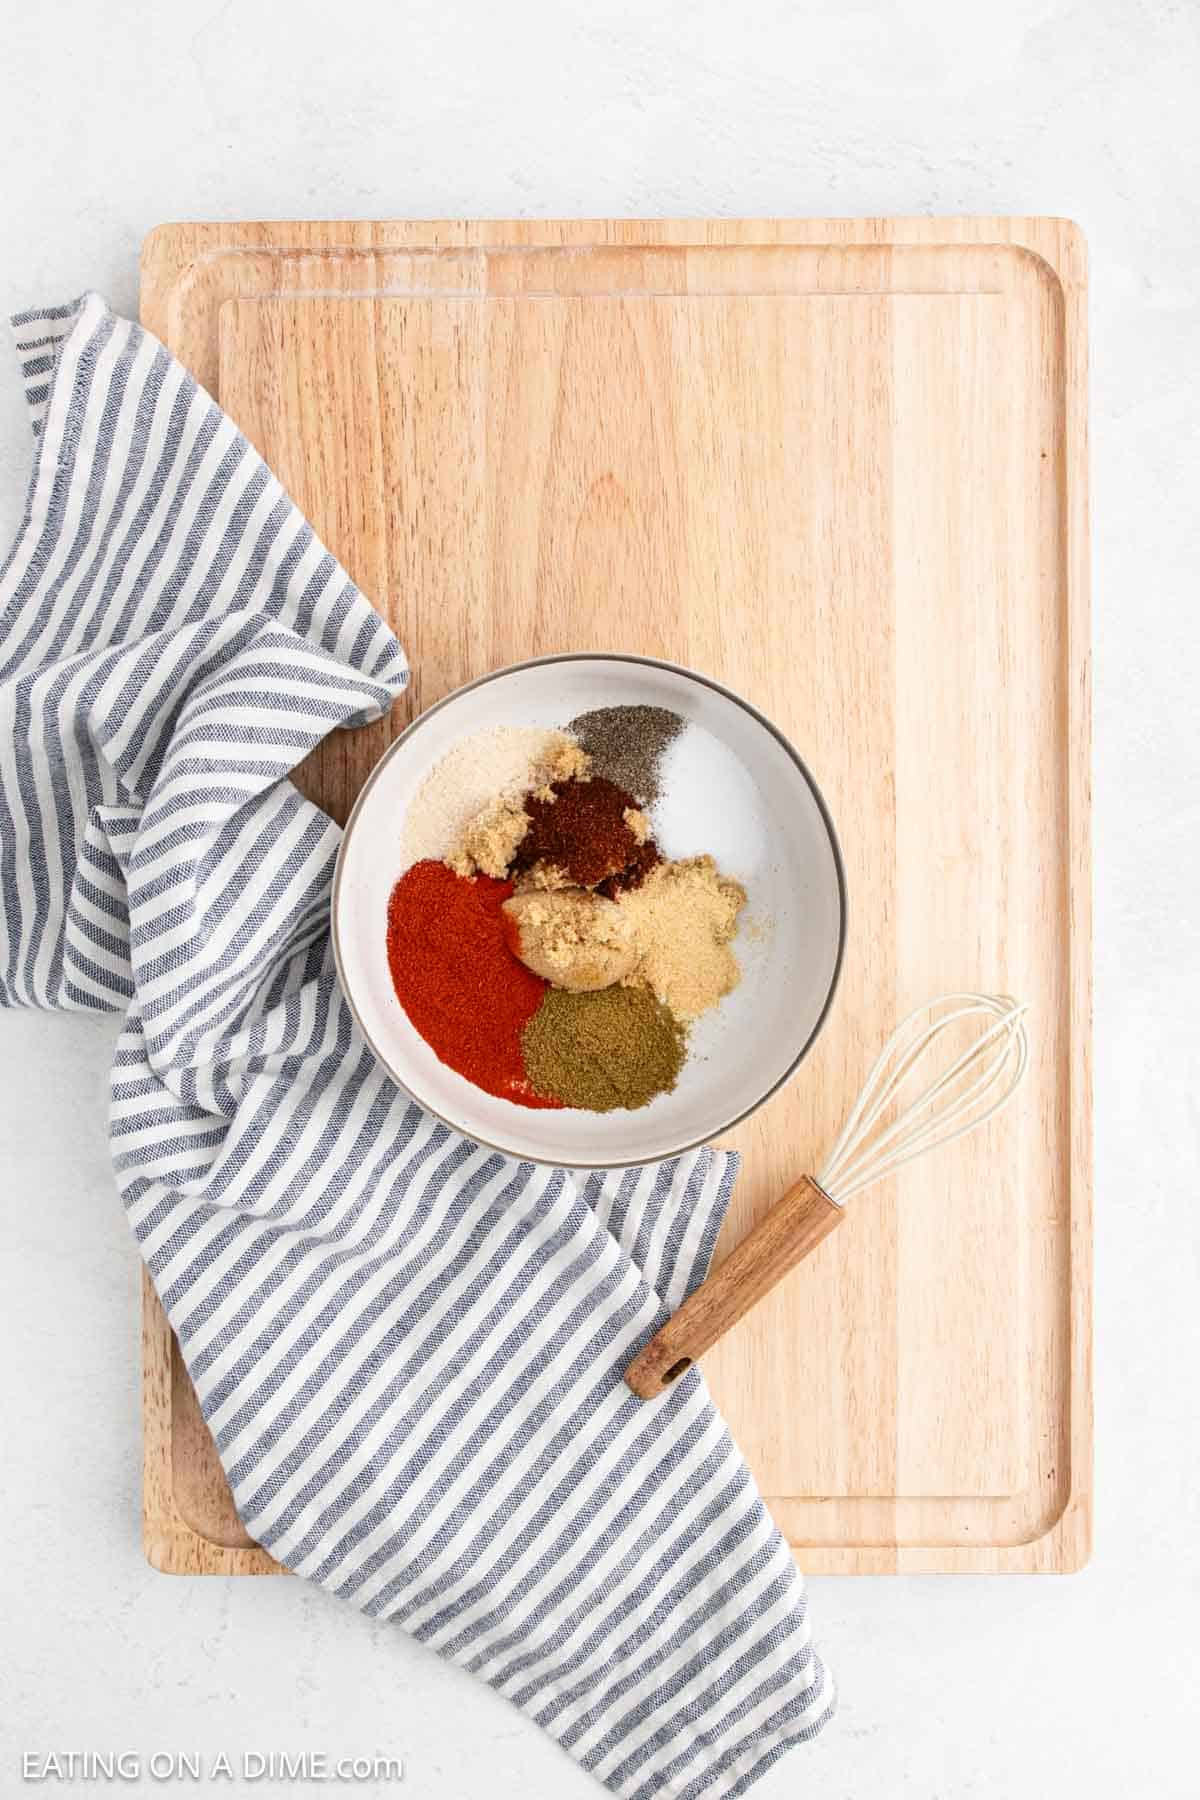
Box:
[624,1175,843,1400]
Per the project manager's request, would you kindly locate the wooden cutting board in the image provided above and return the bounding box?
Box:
[139,217,1091,1576]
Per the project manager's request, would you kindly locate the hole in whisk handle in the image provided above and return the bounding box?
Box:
[623,1175,843,1399]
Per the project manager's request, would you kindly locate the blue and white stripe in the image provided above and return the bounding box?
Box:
[1,293,833,1797]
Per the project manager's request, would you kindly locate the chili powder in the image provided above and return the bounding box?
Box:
[386,859,561,1108]
[515,775,659,892]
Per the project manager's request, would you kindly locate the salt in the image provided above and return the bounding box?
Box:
[650,723,767,883]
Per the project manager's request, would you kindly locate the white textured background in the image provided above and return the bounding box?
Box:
[2,2,1197,1796]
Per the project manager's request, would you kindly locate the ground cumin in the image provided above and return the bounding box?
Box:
[521,985,687,1111]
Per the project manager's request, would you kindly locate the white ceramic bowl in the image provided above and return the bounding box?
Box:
[332,654,845,1167]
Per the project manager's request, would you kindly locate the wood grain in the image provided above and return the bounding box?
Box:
[625,1178,844,1399]
[139,217,1091,1575]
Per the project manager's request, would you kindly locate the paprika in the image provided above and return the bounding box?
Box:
[386,859,561,1108]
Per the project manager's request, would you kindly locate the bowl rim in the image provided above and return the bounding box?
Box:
[331,651,848,1168]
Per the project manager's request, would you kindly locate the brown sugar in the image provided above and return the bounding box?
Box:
[445,736,590,878]
[503,889,638,992]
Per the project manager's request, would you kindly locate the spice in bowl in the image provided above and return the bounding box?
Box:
[385,859,560,1108]
[385,706,748,1112]
[567,704,683,804]
[514,776,655,890]
[521,986,687,1112]
[502,889,637,992]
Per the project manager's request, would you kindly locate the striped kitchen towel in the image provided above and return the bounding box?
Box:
[0,293,833,1796]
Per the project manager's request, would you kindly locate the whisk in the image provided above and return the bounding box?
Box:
[624,992,1030,1399]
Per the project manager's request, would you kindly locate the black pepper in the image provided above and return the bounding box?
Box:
[567,705,683,805]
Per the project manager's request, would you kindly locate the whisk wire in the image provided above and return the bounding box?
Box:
[822,999,999,1181]
[817,993,1029,1205]
[826,1003,1027,1190]
[829,1041,1024,1201]
[818,993,995,1183]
